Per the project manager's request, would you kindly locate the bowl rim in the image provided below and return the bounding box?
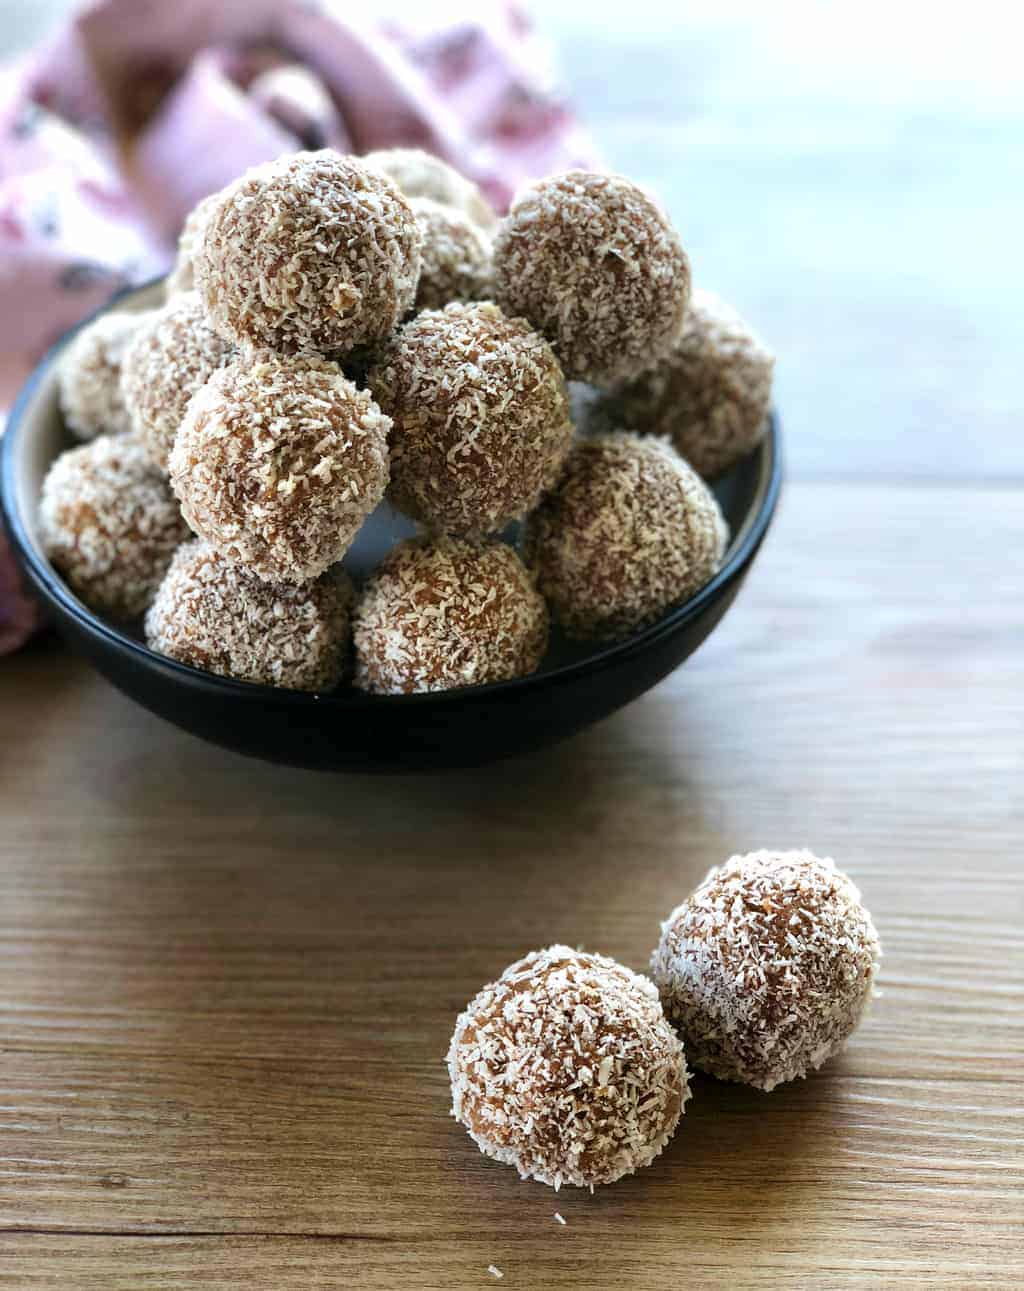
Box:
[1,283,783,709]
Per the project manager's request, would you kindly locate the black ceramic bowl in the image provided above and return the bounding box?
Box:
[1,284,782,771]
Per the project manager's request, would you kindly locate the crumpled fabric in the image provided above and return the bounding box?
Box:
[0,0,597,654]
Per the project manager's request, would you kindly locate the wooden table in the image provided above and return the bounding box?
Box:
[2,481,1022,1288]
[2,4,1023,1285]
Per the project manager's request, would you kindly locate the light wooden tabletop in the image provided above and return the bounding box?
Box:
[2,482,1022,1288]
[2,4,1023,1288]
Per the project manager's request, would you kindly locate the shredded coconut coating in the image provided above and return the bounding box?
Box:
[353,537,548,695]
[651,850,882,1092]
[39,435,189,619]
[195,151,422,355]
[367,302,573,537]
[166,192,220,296]
[598,289,775,479]
[409,197,493,312]
[493,171,691,385]
[170,351,390,585]
[120,292,234,471]
[447,946,690,1189]
[364,147,497,231]
[523,432,727,641]
[58,311,152,441]
[145,540,351,691]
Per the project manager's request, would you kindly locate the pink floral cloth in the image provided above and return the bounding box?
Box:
[0,0,596,653]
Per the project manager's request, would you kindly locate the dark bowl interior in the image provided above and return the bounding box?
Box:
[1,284,782,771]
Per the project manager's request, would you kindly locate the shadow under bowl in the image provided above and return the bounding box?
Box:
[0,283,782,772]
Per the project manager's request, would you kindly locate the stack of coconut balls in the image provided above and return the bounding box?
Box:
[41,149,774,694]
[448,849,882,1190]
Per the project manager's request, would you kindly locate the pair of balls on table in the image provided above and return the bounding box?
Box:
[448,850,881,1190]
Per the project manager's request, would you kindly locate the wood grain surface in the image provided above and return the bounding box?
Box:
[2,4,1022,1286]
[1,482,1022,1289]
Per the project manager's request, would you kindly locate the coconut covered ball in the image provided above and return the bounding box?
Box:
[651,850,882,1092]
[448,946,690,1189]
[120,293,234,471]
[170,351,390,584]
[39,435,189,619]
[493,171,691,385]
[598,289,775,479]
[58,311,152,441]
[195,151,422,355]
[523,432,727,641]
[409,197,493,311]
[146,540,351,691]
[364,147,497,231]
[165,192,220,296]
[353,537,548,695]
[367,302,573,537]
